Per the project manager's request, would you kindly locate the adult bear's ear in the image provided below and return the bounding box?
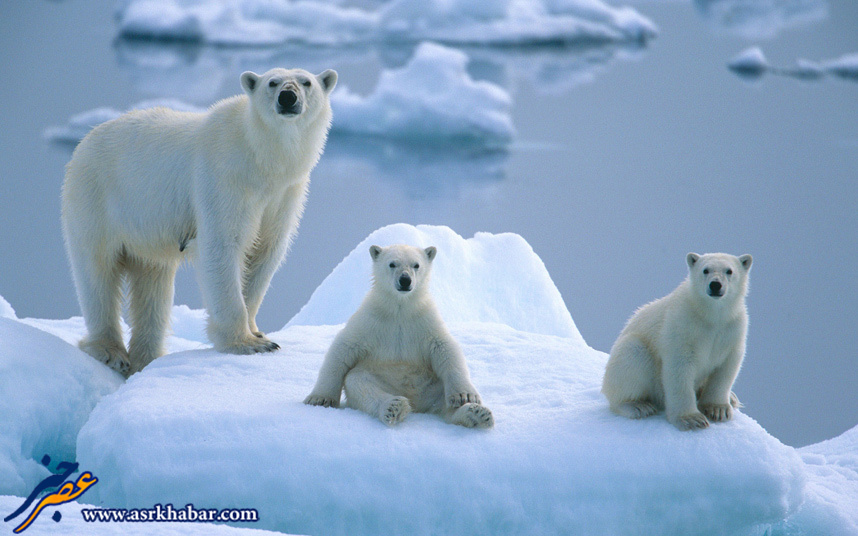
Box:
[739,254,753,271]
[240,71,260,94]
[369,245,383,261]
[424,247,437,262]
[686,252,700,269]
[316,69,338,94]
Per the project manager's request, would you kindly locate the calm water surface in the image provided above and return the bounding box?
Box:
[1,0,856,447]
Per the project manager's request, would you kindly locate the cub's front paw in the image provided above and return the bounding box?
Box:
[700,403,732,422]
[447,392,482,409]
[304,394,340,408]
[671,412,710,431]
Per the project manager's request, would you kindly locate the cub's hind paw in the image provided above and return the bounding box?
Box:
[381,397,411,426]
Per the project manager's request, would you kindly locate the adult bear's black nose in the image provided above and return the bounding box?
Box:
[279,90,297,108]
[398,274,412,292]
[709,280,722,296]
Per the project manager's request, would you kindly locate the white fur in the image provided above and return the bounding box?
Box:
[602,252,753,431]
[62,67,337,375]
[304,245,493,429]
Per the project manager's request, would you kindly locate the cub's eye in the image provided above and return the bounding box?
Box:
[726,269,733,275]
[413,264,420,270]
[389,262,396,268]
[302,80,312,88]
[703,269,709,275]
[269,80,279,88]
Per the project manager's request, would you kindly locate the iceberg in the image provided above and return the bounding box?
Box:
[114,0,657,47]
[728,48,858,83]
[695,0,828,39]
[331,43,514,148]
[1,224,855,535]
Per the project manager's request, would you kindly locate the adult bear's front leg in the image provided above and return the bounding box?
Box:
[196,199,280,355]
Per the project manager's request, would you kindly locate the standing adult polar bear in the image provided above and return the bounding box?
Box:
[62,67,337,375]
[602,252,752,431]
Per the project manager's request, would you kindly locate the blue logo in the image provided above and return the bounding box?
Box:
[4,455,97,533]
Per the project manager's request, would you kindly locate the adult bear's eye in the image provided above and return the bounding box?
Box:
[413,264,419,270]
[269,80,279,88]
[726,269,733,275]
[302,80,312,88]
[389,262,396,268]
[703,269,709,275]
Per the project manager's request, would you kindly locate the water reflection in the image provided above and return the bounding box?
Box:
[694,0,828,39]
[321,135,508,199]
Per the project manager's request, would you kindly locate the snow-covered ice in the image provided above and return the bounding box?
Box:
[1,224,856,535]
[331,43,514,146]
[114,0,657,47]
[728,46,769,77]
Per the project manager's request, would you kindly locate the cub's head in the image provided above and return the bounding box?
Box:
[686,252,753,304]
[370,244,437,298]
[240,67,337,128]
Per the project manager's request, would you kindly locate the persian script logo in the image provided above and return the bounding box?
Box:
[3,455,97,533]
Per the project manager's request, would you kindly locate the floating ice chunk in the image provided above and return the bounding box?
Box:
[287,223,583,342]
[824,53,858,80]
[114,0,657,46]
[44,99,205,144]
[728,46,769,77]
[331,43,515,146]
[0,316,123,497]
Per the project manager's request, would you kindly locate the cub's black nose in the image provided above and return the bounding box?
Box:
[398,274,412,291]
[709,281,722,295]
[279,90,297,108]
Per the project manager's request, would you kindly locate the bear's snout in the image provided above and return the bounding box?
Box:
[708,280,723,298]
[278,89,302,115]
[397,274,412,292]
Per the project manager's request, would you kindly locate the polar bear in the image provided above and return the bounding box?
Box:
[602,252,752,431]
[304,244,494,429]
[62,67,337,375]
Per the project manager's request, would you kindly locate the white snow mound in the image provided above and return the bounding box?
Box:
[287,224,582,342]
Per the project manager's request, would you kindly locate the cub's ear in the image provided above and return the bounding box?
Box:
[316,69,338,94]
[369,245,383,261]
[739,254,753,271]
[424,247,437,262]
[686,252,700,269]
[240,71,260,94]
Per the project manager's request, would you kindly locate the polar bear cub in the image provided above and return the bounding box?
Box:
[602,252,752,431]
[62,67,337,375]
[305,245,494,429]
